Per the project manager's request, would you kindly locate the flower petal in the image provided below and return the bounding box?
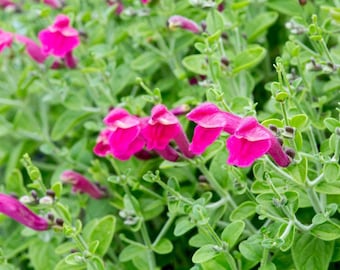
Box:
[189,126,223,154]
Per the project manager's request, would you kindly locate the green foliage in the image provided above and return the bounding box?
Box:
[0,0,339,269]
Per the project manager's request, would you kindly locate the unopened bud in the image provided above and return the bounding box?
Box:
[198,175,207,183]
[47,213,55,222]
[201,21,207,32]
[221,56,229,66]
[46,190,56,199]
[31,190,38,200]
[269,124,278,133]
[284,126,295,137]
[277,138,284,146]
[285,148,296,159]
[299,0,307,6]
[55,218,64,227]
[39,196,54,205]
[20,195,33,204]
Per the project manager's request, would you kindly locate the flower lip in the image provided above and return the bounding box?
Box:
[149,104,179,126]
[103,108,140,128]
[234,117,272,142]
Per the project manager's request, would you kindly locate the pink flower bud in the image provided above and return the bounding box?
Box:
[168,15,201,34]
[61,170,107,199]
[15,34,48,63]
[0,29,13,53]
[0,193,49,231]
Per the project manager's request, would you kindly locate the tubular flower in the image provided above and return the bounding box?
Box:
[15,35,48,63]
[38,14,80,57]
[0,193,49,231]
[0,29,13,53]
[43,0,63,8]
[93,128,112,157]
[226,117,291,167]
[0,0,17,9]
[141,0,150,4]
[103,108,145,160]
[61,170,107,199]
[167,15,201,34]
[187,102,241,154]
[142,104,194,158]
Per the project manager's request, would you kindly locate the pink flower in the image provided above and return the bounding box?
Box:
[0,0,17,9]
[43,0,63,9]
[93,128,111,157]
[141,0,150,4]
[168,15,201,34]
[0,193,49,231]
[187,103,241,154]
[38,14,80,57]
[103,108,145,160]
[187,103,291,167]
[226,117,290,167]
[0,29,13,53]
[61,170,107,199]
[15,35,48,63]
[142,104,194,158]
[107,0,124,14]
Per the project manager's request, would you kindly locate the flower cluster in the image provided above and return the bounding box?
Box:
[94,103,291,168]
[0,14,79,68]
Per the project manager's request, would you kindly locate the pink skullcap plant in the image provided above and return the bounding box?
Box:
[38,14,80,57]
[15,35,48,63]
[142,104,194,158]
[61,170,107,199]
[0,29,13,53]
[0,193,49,231]
[102,108,145,160]
[167,15,201,34]
[187,103,241,154]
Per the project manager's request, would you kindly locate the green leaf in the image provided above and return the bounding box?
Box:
[324,117,340,133]
[232,45,266,74]
[311,221,340,241]
[182,55,209,75]
[189,231,215,247]
[174,216,195,236]
[152,238,173,254]
[245,12,279,42]
[239,234,263,262]
[28,239,59,270]
[278,223,295,252]
[266,0,305,16]
[201,253,237,270]
[131,52,162,71]
[292,233,334,270]
[315,181,340,195]
[119,244,147,262]
[230,201,257,221]
[290,114,309,129]
[192,244,220,264]
[51,182,63,199]
[88,215,116,256]
[221,220,245,248]
[6,169,26,196]
[51,111,92,141]
[55,259,86,270]
[324,162,340,182]
[55,242,78,255]
[206,9,225,34]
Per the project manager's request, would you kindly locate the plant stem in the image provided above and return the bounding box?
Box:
[152,214,176,247]
[140,222,157,270]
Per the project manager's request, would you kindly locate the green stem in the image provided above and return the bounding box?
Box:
[260,248,270,268]
[265,157,299,186]
[306,187,323,213]
[152,214,176,247]
[140,222,157,270]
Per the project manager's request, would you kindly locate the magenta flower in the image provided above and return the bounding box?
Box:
[15,35,48,63]
[103,108,145,160]
[38,14,80,57]
[107,0,124,14]
[0,0,17,9]
[93,128,111,157]
[0,29,13,53]
[141,0,151,4]
[43,0,63,8]
[0,193,49,231]
[61,170,107,199]
[168,15,201,34]
[226,117,290,167]
[187,103,291,167]
[142,104,194,158]
[187,103,241,154]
